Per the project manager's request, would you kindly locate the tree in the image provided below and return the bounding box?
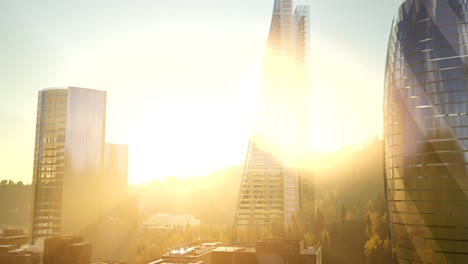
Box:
[271,219,286,239]
[314,208,324,236]
[287,213,302,240]
[320,228,330,245]
[303,233,315,247]
[260,225,274,240]
[246,219,260,245]
[364,199,395,263]
[17,181,24,186]
[0,180,7,186]
[341,204,347,222]
[320,228,331,260]
[376,193,385,215]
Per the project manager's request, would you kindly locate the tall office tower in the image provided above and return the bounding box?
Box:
[295,5,314,231]
[30,87,107,244]
[384,1,468,263]
[233,0,312,233]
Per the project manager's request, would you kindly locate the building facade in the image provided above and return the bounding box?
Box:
[30,87,107,244]
[44,236,92,264]
[233,0,312,233]
[294,5,314,231]
[384,1,468,263]
[150,240,321,264]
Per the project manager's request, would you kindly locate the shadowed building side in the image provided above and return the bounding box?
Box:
[61,87,107,237]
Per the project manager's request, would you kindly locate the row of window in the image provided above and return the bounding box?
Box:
[392,68,465,88]
[386,2,468,263]
[396,22,468,47]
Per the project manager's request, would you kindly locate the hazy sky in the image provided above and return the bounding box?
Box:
[0,0,403,184]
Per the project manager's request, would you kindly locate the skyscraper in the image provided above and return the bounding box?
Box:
[294,5,314,231]
[30,87,107,244]
[384,1,468,263]
[233,0,312,234]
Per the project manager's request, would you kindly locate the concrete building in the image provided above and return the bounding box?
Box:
[149,240,321,264]
[43,236,92,264]
[0,245,42,264]
[233,0,313,234]
[0,230,28,248]
[384,1,468,263]
[213,240,321,264]
[149,241,220,264]
[92,261,126,264]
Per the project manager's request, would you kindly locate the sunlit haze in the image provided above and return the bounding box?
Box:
[0,0,402,184]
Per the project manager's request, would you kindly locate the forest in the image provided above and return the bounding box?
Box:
[0,180,31,230]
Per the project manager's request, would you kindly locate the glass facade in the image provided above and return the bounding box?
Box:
[295,5,314,230]
[384,1,468,263]
[233,0,312,234]
[30,87,107,244]
[30,88,68,242]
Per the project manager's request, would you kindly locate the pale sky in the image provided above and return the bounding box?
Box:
[0,0,403,184]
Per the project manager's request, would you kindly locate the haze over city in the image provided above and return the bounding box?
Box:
[0,0,401,184]
[1,0,468,263]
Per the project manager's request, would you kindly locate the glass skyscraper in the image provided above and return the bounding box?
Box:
[233,0,312,234]
[30,87,107,244]
[384,1,468,263]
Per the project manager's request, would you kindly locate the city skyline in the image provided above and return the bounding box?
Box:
[0,0,402,184]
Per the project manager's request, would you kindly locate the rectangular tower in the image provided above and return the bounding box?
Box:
[233,0,312,236]
[30,87,107,244]
[294,5,314,232]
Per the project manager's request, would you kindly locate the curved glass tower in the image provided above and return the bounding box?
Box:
[384,1,468,263]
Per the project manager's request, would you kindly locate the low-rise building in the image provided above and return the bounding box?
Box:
[44,236,92,264]
[149,241,220,264]
[213,240,322,264]
[148,240,322,264]
[0,230,29,248]
[93,261,127,264]
[0,244,42,264]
